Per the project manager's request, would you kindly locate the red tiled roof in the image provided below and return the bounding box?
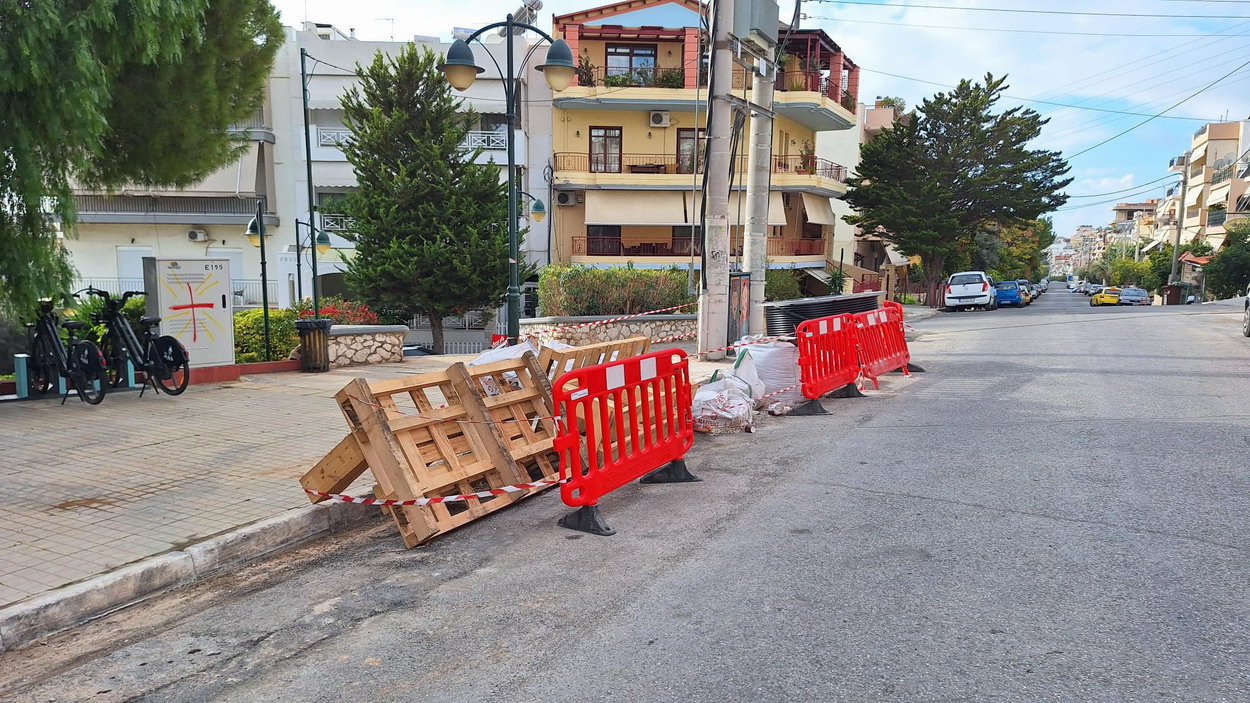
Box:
[1178,252,1213,266]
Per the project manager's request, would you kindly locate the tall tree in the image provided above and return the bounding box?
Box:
[1202,219,1250,299]
[845,74,1071,304]
[339,46,511,354]
[0,0,282,315]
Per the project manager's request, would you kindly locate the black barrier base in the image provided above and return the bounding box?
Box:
[785,399,828,416]
[559,505,616,536]
[893,363,926,373]
[639,459,701,484]
[825,383,866,399]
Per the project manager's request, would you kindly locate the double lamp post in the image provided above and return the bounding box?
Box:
[438,16,575,344]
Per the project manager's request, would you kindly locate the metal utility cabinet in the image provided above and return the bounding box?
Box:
[142,257,235,367]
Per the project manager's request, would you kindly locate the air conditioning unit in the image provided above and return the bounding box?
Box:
[187,229,209,242]
[555,191,583,207]
[650,111,672,128]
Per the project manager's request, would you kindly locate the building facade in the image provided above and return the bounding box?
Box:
[546,0,858,294]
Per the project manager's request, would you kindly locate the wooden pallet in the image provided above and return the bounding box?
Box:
[326,352,560,547]
[536,336,650,383]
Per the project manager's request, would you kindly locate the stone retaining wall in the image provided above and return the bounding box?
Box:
[328,325,408,368]
[518,314,696,346]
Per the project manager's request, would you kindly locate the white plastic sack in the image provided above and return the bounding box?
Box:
[468,339,574,395]
[692,376,755,434]
[728,349,766,401]
[743,337,803,406]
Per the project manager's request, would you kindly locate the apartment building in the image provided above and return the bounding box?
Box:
[546,0,858,293]
[63,22,551,309]
[1175,121,1249,250]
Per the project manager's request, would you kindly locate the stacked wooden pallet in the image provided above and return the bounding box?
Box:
[299,338,651,547]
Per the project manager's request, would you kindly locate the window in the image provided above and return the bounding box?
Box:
[590,127,622,173]
[949,273,985,286]
[606,44,658,83]
[677,129,705,174]
[587,225,621,255]
[672,226,701,256]
[478,114,508,133]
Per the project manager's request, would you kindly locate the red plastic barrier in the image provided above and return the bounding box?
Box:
[552,348,695,534]
[853,306,911,389]
[795,313,860,399]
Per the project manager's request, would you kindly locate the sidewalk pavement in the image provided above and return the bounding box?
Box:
[0,345,726,650]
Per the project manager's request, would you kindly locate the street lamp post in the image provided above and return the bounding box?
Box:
[245,199,272,362]
[294,220,332,309]
[438,18,574,344]
[300,48,324,320]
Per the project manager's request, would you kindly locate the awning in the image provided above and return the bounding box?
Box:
[1206,233,1227,250]
[1140,239,1163,254]
[312,161,358,188]
[584,190,687,226]
[801,193,836,225]
[686,191,787,226]
[1189,142,1208,165]
[1184,183,1203,208]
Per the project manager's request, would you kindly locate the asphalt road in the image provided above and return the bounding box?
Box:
[5,289,1250,702]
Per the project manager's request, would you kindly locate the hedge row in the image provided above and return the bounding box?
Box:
[538,264,695,316]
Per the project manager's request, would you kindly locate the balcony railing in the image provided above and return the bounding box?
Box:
[1195,124,1209,138]
[463,130,508,150]
[772,155,848,181]
[577,65,688,89]
[71,278,277,306]
[572,236,824,258]
[1207,210,1227,227]
[318,128,352,147]
[76,195,269,216]
[1212,164,1234,184]
[732,69,856,108]
[553,152,847,182]
[572,236,702,257]
[320,213,355,232]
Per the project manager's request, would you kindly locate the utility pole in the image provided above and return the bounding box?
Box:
[698,0,735,359]
[743,57,774,336]
[1168,151,1190,295]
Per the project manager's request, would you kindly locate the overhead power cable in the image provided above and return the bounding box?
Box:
[1065,174,1176,199]
[806,0,1250,19]
[857,67,1220,121]
[801,16,1245,38]
[1064,56,1250,159]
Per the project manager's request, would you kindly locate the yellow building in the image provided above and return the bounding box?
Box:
[547,0,859,289]
[1181,121,1249,250]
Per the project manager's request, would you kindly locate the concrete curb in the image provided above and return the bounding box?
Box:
[0,497,379,654]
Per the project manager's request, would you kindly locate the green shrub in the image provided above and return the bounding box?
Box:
[234,308,299,363]
[656,68,685,88]
[538,264,694,316]
[65,294,146,345]
[765,268,803,301]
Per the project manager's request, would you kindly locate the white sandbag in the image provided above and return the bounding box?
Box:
[691,376,755,434]
[727,349,766,400]
[744,337,803,405]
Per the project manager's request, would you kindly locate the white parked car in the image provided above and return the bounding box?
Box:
[943,270,996,311]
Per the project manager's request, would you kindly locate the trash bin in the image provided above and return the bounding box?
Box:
[294,318,333,373]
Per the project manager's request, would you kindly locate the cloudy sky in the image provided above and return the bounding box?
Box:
[272,0,1250,239]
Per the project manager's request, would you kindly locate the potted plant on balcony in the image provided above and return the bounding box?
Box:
[796,141,816,174]
[577,55,597,87]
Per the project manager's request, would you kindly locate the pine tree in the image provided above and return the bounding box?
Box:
[845,74,1071,304]
[338,46,511,354]
[0,0,282,316]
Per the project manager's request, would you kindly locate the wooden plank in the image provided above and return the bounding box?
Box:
[447,362,530,486]
[299,434,369,504]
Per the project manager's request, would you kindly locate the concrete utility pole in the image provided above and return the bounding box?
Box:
[743,60,774,336]
[697,0,735,358]
[1168,152,1191,292]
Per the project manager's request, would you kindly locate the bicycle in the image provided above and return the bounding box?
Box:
[80,287,191,396]
[26,298,109,405]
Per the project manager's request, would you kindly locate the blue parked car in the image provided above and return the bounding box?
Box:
[995,280,1026,307]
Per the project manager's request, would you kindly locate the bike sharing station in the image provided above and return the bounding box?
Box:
[8,257,218,404]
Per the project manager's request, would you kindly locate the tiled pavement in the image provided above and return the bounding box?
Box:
[0,345,726,609]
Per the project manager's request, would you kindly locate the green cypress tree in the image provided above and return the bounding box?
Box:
[338,46,511,354]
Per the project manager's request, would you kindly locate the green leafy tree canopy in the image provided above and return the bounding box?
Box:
[0,0,282,316]
[338,45,512,354]
[844,73,1071,304]
[1203,220,1250,299]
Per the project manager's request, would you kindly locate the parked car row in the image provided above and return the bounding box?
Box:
[942,271,1048,311]
[1073,281,1154,306]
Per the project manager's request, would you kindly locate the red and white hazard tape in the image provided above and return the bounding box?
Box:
[304,479,563,506]
[524,302,697,340]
